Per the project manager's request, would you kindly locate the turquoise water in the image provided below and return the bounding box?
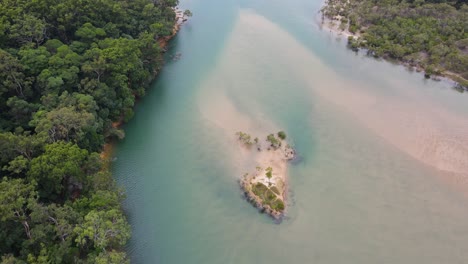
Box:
[112,0,468,263]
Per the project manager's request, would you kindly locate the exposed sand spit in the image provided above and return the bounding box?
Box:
[232,10,468,179]
[236,131,295,219]
[197,8,468,219]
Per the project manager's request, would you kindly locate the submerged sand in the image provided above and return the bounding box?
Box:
[234,10,468,182]
[198,84,295,218]
[198,9,468,213]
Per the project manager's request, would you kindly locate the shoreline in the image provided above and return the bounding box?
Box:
[236,132,296,220]
[100,9,186,163]
[158,9,185,50]
[318,3,468,89]
[319,16,359,39]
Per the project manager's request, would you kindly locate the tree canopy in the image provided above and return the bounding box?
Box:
[0,0,180,262]
[322,0,468,86]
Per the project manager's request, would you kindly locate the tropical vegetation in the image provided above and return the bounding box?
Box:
[322,0,468,87]
[0,0,181,262]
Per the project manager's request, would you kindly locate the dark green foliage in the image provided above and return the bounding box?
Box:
[0,0,180,261]
[266,134,280,149]
[322,0,468,83]
[184,10,193,18]
[236,131,253,146]
[265,167,273,179]
[277,131,286,140]
[271,199,285,211]
[251,182,285,212]
[27,142,89,199]
[252,183,269,199]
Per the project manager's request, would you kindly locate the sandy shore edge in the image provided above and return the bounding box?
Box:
[236,132,296,220]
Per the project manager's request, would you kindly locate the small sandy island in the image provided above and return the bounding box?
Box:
[236,131,296,220]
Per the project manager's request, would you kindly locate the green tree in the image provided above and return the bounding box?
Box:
[0,178,38,240]
[277,131,286,140]
[322,0,468,86]
[75,22,106,43]
[22,203,80,263]
[0,0,181,260]
[183,9,193,18]
[28,142,88,199]
[94,250,129,264]
[18,46,51,76]
[31,107,95,143]
[6,96,39,128]
[9,15,47,46]
[0,132,45,165]
[0,49,32,98]
[74,209,130,251]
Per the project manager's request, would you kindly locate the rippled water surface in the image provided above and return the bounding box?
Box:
[112,0,468,263]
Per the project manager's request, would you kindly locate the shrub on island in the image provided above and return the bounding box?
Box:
[236,131,253,146]
[277,131,286,140]
[266,134,281,149]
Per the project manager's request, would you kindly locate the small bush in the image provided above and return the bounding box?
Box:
[252,183,268,197]
[265,167,273,179]
[236,131,252,146]
[274,200,285,211]
[277,131,286,140]
[269,199,285,211]
[266,191,276,201]
[266,134,280,148]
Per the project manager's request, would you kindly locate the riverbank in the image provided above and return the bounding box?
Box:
[100,9,186,163]
[320,17,467,89]
[319,15,359,39]
[159,9,186,50]
[319,0,468,89]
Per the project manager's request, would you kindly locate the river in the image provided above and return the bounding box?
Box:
[112,0,468,263]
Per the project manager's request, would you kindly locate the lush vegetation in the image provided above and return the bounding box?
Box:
[266,134,281,149]
[265,167,273,180]
[322,0,468,86]
[251,183,285,212]
[236,131,253,146]
[0,0,181,262]
[277,131,286,140]
[236,131,288,150]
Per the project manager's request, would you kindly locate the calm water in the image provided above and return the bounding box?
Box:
[112,0,468,263]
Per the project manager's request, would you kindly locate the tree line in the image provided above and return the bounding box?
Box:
[322,0,468,86]
[0,0,180,262]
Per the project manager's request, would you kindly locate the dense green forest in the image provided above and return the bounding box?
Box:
[321,0,468,87]
[0,0,180,262]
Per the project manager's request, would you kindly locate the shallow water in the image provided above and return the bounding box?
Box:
[112,0,468,263]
